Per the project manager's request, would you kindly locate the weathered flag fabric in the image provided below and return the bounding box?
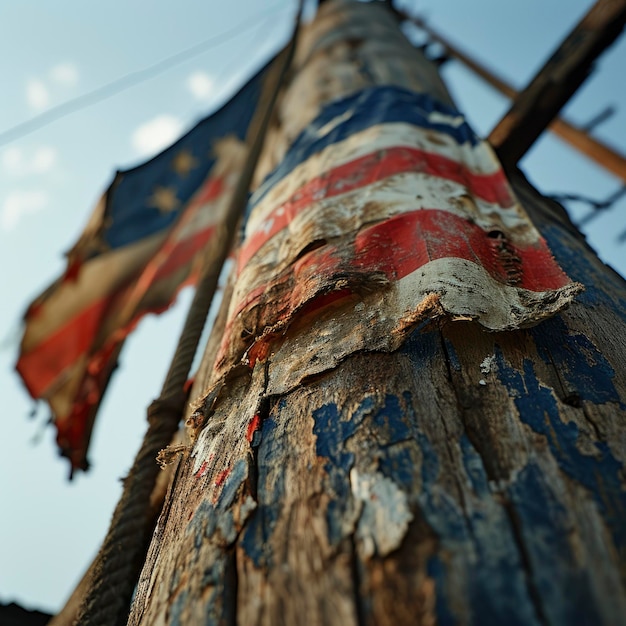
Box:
[17,62,271,473]
[215,85,582,389]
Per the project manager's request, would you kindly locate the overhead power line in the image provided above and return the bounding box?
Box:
[0,2,288,147]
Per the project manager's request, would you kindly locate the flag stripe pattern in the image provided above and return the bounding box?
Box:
[16,63,270,472]
[214,86,580,380]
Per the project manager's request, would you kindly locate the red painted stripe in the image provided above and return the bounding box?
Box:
[196,461,209,478]
[238,146,514,272]
[287,210,568,292]
[217,209,570,367]
[17,223,217,399]
[349,210,569,290]
[214,468,231,487]
[234,209,567,321]
[246,414,261,443]
[189,175,224,209]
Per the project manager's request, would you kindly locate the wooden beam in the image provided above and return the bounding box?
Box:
[488,0,626,166]
[408,12,626,184]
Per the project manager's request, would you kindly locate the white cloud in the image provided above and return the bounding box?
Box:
[1,146,57,177]
[50,63,79,87]
[131,115,183,157]
[23,64,78,114]
[26,78,50,111]
[1,147,24,175]
[187,71,215,101]
[1,190,48,231]
[31,146,57,173]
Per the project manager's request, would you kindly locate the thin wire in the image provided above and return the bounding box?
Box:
[0,2,288,147]
[547,185,626,228]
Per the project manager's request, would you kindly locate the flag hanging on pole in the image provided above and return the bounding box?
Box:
[16,58,275,475]
[213,85,582,388]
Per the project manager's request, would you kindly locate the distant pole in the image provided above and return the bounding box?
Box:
[125,2,626,625]
[488,0,626,166]
[408,12,626,185]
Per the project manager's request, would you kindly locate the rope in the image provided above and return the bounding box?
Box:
[73,4,303,624]
[75,392,185,626]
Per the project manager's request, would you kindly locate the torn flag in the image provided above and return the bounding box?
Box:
[215,85,582,385]
[16,59,273,475]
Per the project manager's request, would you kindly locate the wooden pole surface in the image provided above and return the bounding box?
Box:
[127,2,626,624]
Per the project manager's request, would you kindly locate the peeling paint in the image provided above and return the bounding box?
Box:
[397,390,544,625]
[214,85,581,384]
[371,393,411,442]
[185,459,253,551]
[216,459,247,509]
[246,413,261,443]
[313,398,375,545]
[507,462,607,626]
[128,4,626,625]
[195,461,209,479]
[442,336,462,372]
[531,317,625,408]
[350,468,413,557]
[377,446,416,491]
[214,468,231,488]
[496,350,626,551]
[168,589,189,626]
[541,223,626,314]
[480,354,496,375]
[241,416,284,566]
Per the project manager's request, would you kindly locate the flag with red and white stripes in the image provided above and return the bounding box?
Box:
[16,61,272,474]
[215,86,581,385]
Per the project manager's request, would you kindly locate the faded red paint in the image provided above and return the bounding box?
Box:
[215,468,231,487]
[246,339,273,368]
[296,288,355,318]
[246,414,262,442]
[195,461,209,478]
[350,210,569,290]
[216,207,571,370]
[238,146,514,272]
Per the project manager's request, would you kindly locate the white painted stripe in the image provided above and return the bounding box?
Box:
[247,121,504,234]
[234,173,539,307]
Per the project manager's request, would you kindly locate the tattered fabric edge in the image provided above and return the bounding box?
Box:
[264,257,583,396]
[185,87,587,437]
[184,258,583,436]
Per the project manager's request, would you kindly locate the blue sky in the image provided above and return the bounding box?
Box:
[1,0,624,614]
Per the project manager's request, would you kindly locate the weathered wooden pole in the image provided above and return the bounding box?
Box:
[128,2,626,624]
